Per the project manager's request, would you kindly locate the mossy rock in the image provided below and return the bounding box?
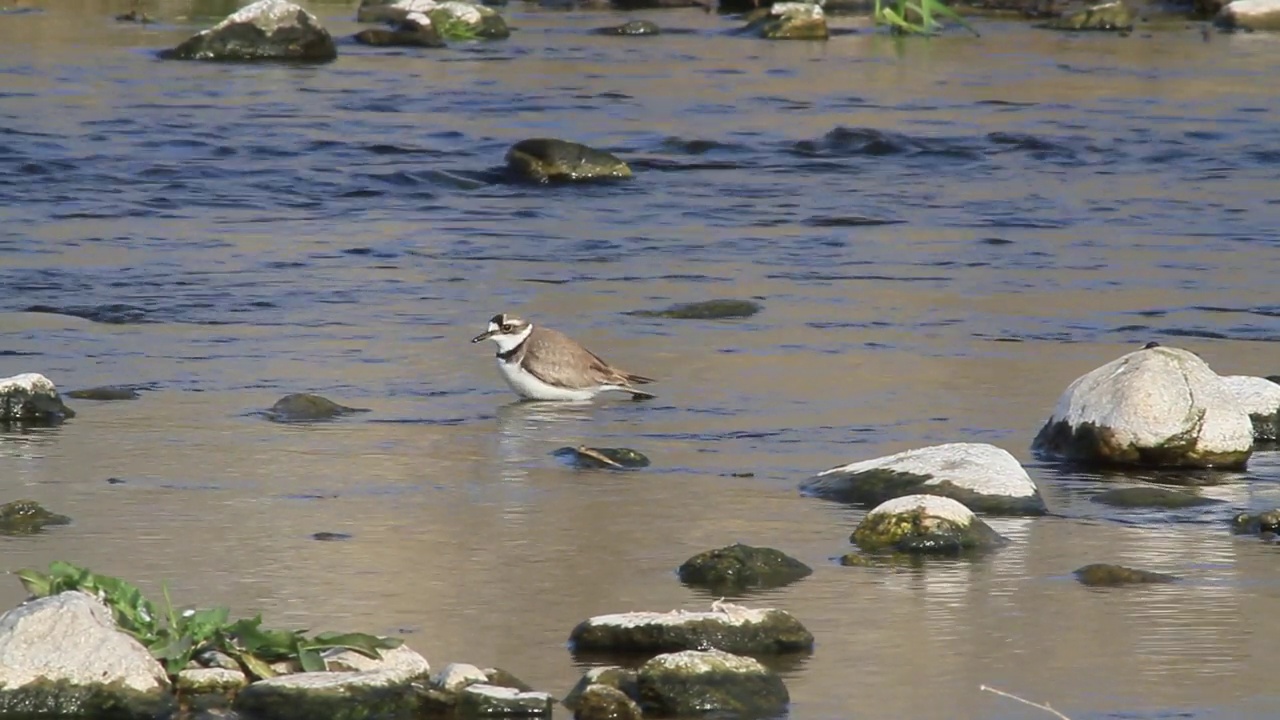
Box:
[572,684,642,720]
[66,386,140,401]
[563,667,639,713]
[595,19,661,35]
[1033,419,1250,471]
[1231,509,1280,536]
[628,299,762,320]
[1074,563,1179,587]
[569,607,814,656]
[264,393,367,422]
[838,553,875,567]
[743,3,829,39]
[232,672,421,720]
[677,543,812,593]
[426,3,511,40]
[636,650,788,720]
[0,679,176,719]
[0,499,71,536]
[851,495,1006,555]
[505,139,631,183]
[554,446,650,470]
[1090,486,1223,509]
[1037,0,1134,30]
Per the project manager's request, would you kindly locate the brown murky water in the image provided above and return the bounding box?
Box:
[2,1,1280,718]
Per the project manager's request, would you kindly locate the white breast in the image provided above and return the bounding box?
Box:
[498,359,598,401]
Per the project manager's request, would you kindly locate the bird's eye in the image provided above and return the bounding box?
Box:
[501,324,513,333]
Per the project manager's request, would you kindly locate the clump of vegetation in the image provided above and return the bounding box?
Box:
[17,561,402,679]
[873,0,979,36]
[430,13,481,40]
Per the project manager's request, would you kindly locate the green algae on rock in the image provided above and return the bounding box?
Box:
[456,684,554,718]
[0,373,75,425]
[563,667,640,714]
[264,393,368,422]
[1074,563,1179,587]
[1231,509,1280,536]
[1032,345,1254,470]
[569,603,814,656]
[1036,1,1134,30]
[1089,486,1222,509]
[802,442,1047,516]
[0,500,72,536]
[505,139,632,183]
[572,683,642,720]
[628,299,763,320]
[636,649,789,719]
[158,0,338,62]
[851,494,1007,555]
[554,446,651,470]
[677,543,812,593]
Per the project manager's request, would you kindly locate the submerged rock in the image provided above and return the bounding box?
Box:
[232,645,430,720]
[569,604,814,656]
[1074,563,1179,587]
[1032,345,1254,469]
[572,684,642,720]
[629,299,763,320]
[0,373,75,425]
[505,139,632,183]
[66,386,140,401]
[0,500,72,536]
[553,446,650,470]
[0,592,174,717]
[743,2,829,40]
[802,442,1047,516]
[677,543,812,593]
[1037,0,1134,29]
[1215,0,1280,29]
[264,393,367,422]
[1220,375,1280,442]
[115,10,155,23]
[23,303,150,324]
[1231,509,1280,536]
[1090,486,1222,509]
[636,649,789,719]
[159,0,337,62]
[354,12,446,46]
[563,667,640,714]
[595,19,661,34]
[851,494,1007,555]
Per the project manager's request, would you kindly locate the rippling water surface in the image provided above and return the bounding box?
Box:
[2,2,1280,718]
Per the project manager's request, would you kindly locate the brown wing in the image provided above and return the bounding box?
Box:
[522,327,653,389]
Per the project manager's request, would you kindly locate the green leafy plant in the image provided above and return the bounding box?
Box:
[16,561,402,680]
[873,0,980,36]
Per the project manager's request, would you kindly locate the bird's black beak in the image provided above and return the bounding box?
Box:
[471,330,497,343]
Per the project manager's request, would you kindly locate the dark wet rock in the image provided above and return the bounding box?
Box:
[67,386,140,401]
[159,0,337,62]
[802,442,1047,516]
[677,543,812,593]
[233,646,430,720]
[554,446,650,470]
[357,0,438,22]
[1074,563,1179,586]
[115,10,155,22]
[572,684,642,720]
[0,500,71,536]
[636,649,789,719]
[742,2,829,39]
[851,494,1007,555]
[563,667,640,714]
[311,531,352,541]
[457,684,554,718]
[1215,0,1280,29]
[1220,375,1280,442]
[1090,486,1222,509]
[354,12,445,46]
[628,299,763,320]
[1032,346,1253,470]
[24,303,150,324]
[838,553,875,567]
[1036,0,1135,28]
[1,373,76,425]
[505,139,632,183]
[1231,509,1280,536]
[595,19,661,34]
[264,393,367,422]
[569,604,814,656]
[0,592,175,718]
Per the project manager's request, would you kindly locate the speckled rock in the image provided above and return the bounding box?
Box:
[1220,375,1280,442]
[636,650,789,719]
[177,667,249,693]
[802,442,1047,516]
[677,543,812,593]
[572,684,642,720]
[0,591,174,718]
[158,0,337,62]
[1037,0,1134,29]
[1032,346,1254,469]
[563,667,639,713]
[1215,0,1280,30]
[0,373,75,424]
[1074,563,1179,586]
[569,603,813,655]
[456,684,554,718]
[851,494,1007,555]
[505,139,631,183]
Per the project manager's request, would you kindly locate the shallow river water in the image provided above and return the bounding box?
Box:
[2,2,1280,718]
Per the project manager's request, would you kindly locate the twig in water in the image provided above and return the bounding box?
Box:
[980,685,1072,720]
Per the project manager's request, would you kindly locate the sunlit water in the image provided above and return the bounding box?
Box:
[2,2,1280,718]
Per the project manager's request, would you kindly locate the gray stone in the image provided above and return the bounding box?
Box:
[321,644,429,676]
[1215,0,1280,30]
[1220,375,1280,442]
[232,660,427,719]
[1032,346,1254,469]
[569,603,814,655]
[851,494,1007,555]
[177,667,249,692]
[0,373,75,424]
[802,442,1047,516]
[457,684,554,718]
[159,0,338,62]
[636,650,789,719]
[427,1,511,39]
[431,662,489,693]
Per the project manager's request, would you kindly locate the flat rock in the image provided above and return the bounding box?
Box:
[159,0,337,62]
[1032,345,1254,469]
[851,494,1007,555]
[677,543,812,593]
[1220,375,1280,442]
[233,666,425,720]
[457,684,554,718]
[0,591,174,718]
[1215,0,1280,30]
[505,139,631,183]
[66,386,140,401]
[553,446,650,470]
[802,442,1047,516]
[569,603,813,656]
[177,667,249,692]
[1,373,75,424]
[322,644,429,676]
[1074,563,1179,586]
[636,649,789,719]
